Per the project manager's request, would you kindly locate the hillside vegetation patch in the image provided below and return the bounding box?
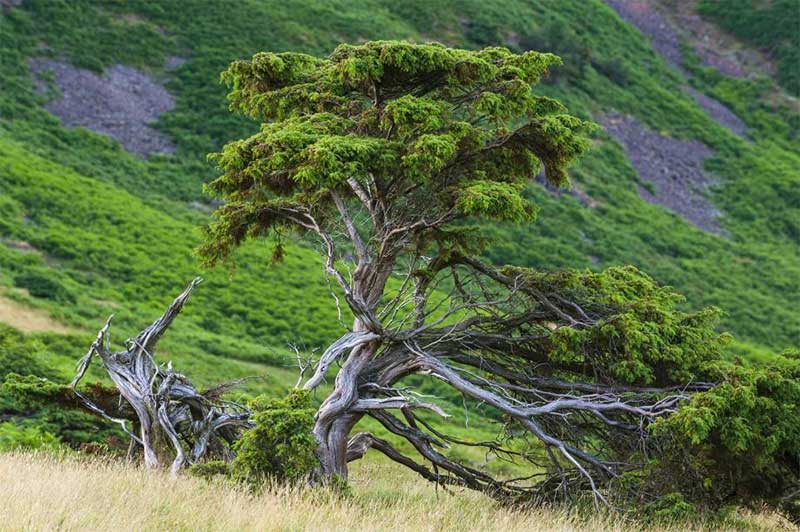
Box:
[0,294,73,333]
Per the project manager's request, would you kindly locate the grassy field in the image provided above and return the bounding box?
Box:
[2,452,793,531]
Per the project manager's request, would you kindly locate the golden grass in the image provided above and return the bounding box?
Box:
[0,452,791,532]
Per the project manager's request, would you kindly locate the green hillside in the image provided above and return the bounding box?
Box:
[0,0,798,455]
[698,0,800,96]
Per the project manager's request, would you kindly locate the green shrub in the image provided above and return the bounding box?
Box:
[230,389,317,488]
[0,373,125,449]
[0,420,66,452]
[0,325,58,380]
[646,493,701,522]
[643,351,800,522]
[13,272,75,303]
[189,460,231,481]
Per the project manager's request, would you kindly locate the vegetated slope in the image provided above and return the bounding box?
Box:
[0,135,345,359]
[0,0,797,424]
[2,0,797,356]
[697,0,800,96]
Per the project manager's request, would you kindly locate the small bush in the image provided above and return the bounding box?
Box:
[643,352,800,522]
[230,389,317,488]
[190,460,231,481]
[648,493,702,523]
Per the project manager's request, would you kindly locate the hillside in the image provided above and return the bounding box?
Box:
[698,0,800,96]
[0,0,798,488]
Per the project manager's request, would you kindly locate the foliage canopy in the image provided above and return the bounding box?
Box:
[201,41,593,266]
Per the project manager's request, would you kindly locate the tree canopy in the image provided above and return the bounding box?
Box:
[200,40,592,270]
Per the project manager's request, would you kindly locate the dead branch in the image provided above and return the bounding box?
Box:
[71,278,253,474]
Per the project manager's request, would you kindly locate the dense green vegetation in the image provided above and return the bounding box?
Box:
[698,0,800,96]
[229,390,318,486]
[652,350,800,519]
[0,1,797,512]
[1,0,797,356]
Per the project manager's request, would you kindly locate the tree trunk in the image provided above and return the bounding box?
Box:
[312,324,376,481]
[315,413,362,479]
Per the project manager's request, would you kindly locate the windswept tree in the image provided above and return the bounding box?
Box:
[199,41,799,516]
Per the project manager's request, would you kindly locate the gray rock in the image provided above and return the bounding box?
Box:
[28,58,176,157]
[604,0,685,72]
[683,86,747,136]
[601,113,724,234]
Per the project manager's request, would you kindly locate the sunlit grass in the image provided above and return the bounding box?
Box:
[1,452,792,531]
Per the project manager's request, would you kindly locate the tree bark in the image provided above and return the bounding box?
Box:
[71,279,253,474]
[312,333,376,480]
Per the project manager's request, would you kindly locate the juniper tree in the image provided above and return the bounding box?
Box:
[199,41,799,515]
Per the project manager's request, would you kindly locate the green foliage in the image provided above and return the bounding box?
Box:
[649,352,800,520]
[14,271,76,303]
[518,19,591,83]
[645,492,701,523]
[509,266,725,385]
[0,137,343,353]
[0,373,124,448]
[698,0,800,95]
[230,390,317,487]
[201,41,592,265]
[189,460,231,481]
[0,325,60,380]
[0,0,796,358]
[0,420,67,453]
[456,181,535,222]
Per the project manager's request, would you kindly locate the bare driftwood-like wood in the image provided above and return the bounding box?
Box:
[71,278,253,474]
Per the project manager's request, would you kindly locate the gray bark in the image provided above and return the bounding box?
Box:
[71,278,253,474]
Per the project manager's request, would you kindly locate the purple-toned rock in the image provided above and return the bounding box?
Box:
[601,113,724,234]
[29,58,175,157]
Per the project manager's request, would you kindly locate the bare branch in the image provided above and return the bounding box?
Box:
[72,280,253,473]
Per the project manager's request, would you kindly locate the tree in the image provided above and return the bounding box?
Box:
[200,41,798,516]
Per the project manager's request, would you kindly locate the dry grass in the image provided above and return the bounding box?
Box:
[0,294,74,334]
[0,452,791,532]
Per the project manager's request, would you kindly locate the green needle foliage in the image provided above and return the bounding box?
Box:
[641,352,800,520]
[231,390,318,486]
[200,41,593,265]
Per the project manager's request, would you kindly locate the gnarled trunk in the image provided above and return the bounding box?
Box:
[72,279,253,474]
[311,332,376,480]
